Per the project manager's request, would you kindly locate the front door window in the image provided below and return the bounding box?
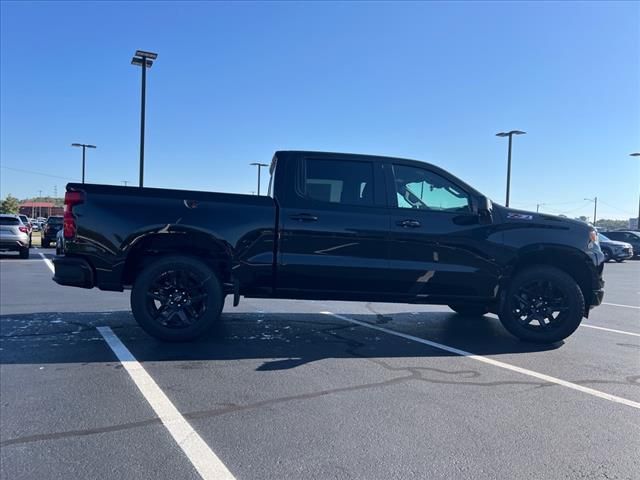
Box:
[392,164,470,213]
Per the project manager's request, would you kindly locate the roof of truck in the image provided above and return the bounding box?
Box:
[272,150,484,199]
[274,150,425,163]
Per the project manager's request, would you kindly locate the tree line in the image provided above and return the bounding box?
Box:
[0,194,64,214]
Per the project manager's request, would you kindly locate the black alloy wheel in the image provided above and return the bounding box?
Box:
[499,266,584,343]
[146,269,209,329]
[131,256,223,341]
[510,279,569,331]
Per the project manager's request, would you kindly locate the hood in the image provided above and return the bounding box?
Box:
[495,205,593,230]
[601,239,632,247]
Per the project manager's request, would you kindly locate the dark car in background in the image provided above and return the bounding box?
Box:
[42,216,63,248]
[18,214,33,247]
[602,231,640,258]
[598,233,633,262]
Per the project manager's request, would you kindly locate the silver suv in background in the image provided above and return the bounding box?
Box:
[0,214,30,259]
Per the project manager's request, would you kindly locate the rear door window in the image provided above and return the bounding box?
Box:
[301,159,375,206]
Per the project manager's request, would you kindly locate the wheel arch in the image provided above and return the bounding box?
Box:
[506,245,595,314]
[120,230,233,287]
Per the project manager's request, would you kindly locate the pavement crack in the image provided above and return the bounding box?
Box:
[0,417,162,447]
[363,303,394,324]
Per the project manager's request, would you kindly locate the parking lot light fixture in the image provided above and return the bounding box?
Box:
[71,143,97,183]
[584,197,598,226]
[495,130,526,207]
[131,49,158,188]
[250,162,269,195]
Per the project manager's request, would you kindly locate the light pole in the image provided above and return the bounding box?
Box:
[631,153,640,229]
[250,163,269,195]
[585,197,598,226]
[71,143,96,183]
[496,130,526,207]
[131,50,158,188]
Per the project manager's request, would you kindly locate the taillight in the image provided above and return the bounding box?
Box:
[19,226,28,233]
[64,191,85,239]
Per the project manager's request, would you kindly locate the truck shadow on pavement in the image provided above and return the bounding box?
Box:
[0,310,561,367]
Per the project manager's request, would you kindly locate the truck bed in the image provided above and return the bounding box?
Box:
[64,183,277,292]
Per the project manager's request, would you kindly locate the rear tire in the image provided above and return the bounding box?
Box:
[448,303,490,317]
[42,239,50,248]
[131,255,223,342]
[19,247,29,259]
[499,266,584,343]
[615,259,624,263]
[602,248,612,262]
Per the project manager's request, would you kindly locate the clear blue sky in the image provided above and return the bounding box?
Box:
[1,1,638,220]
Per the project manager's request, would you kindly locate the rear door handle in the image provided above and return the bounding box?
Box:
[396,219,421,228]
[289,213,319,222]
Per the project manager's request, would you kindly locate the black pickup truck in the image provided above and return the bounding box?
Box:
[53,151,605,343]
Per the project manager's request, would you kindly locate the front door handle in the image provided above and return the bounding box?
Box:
[289,213,319,222]
[396,219,421,228]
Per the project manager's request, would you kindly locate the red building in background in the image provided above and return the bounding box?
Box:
[19,201,63,218]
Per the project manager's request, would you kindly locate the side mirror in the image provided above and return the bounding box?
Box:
[474,196,493,224]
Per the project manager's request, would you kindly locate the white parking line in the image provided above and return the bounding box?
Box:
[321,312,640,410]
[38,252,55,273]
[582,324,640,337]
[97,326,236,480]
[603,302,640,310]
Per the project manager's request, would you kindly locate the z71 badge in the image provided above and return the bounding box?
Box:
[507,213,534,220]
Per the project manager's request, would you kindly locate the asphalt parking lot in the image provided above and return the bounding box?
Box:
[1,249,638,480]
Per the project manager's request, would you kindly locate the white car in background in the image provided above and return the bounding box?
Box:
[0,214,30,259]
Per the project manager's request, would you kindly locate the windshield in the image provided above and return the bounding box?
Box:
[0,217,20,225]
[598,233,610,242]
[47,217,63,224]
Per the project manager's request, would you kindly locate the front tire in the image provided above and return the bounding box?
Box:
[602,248,612,262]
[499,266,584,343]
[131,255,224,342]
[448,303,490,317]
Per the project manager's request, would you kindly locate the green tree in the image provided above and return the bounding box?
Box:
[0,194,20,214]
[23,195,63,207]
[594,219,628,230]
